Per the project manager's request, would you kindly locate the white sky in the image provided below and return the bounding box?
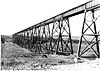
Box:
[0,0,100,36]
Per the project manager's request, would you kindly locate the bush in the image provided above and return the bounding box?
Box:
[72,39,79,44]
[1,35,5,44]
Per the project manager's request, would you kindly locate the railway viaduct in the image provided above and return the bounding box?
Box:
[13,0,100,58]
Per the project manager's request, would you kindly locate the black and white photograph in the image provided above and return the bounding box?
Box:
[0,0,100,71]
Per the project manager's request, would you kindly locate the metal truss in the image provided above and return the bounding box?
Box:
[12,0,100,57]
[13,17,73,54]
[50,18,73,54]
[78,7,100,58]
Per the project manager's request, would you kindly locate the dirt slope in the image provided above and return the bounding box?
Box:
[1,42,100,71]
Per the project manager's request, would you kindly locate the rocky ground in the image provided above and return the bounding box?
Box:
[1,42,100,71]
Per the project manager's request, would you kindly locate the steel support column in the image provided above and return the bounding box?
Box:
[49,17,73,54]
[78,8,100,58]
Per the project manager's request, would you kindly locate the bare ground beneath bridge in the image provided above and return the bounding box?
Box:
[1,42,100,71]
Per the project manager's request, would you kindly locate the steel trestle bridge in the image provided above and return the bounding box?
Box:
[13,0,100,58]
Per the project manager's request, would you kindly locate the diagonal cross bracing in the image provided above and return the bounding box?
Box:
[13,0,100,57]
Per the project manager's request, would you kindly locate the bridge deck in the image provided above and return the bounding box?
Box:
[15,0,100,35]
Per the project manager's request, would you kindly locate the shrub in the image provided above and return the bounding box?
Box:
[1,35,5,44]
